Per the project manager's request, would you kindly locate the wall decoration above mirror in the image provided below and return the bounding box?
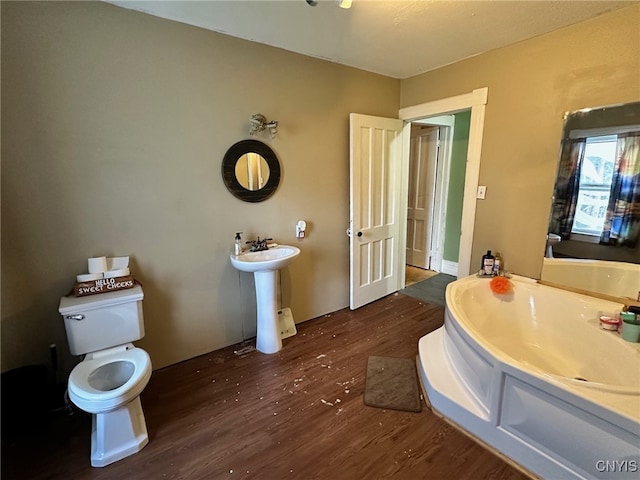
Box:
[249,113,278,139]
[547,101,640,264]
[222,139,281,202]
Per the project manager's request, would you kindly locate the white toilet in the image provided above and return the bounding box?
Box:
[59,285,152,467]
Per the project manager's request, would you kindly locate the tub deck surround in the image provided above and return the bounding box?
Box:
[541,258,640,301]
[537,279,640,311]
[418,274,640,480]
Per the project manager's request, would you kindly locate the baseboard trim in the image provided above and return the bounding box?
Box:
[441,260,458,276]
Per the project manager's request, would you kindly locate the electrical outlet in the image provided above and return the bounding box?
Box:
[477,185,487,199]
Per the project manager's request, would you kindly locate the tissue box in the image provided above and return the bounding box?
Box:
[73,275,135,297]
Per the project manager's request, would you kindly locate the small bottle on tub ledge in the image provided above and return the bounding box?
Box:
[477,250,497,277]
[493,252,502,275]
[482,250,495,275]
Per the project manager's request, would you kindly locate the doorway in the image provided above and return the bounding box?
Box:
[399,87,488,281]
[348,88,487,309]
[405,115,457,285]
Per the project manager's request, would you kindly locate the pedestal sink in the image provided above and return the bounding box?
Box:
[230,245,301,354]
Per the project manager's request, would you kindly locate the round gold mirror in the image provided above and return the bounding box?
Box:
[222,140,281,202]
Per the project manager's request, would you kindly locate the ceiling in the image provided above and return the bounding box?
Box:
[107,0,635,79]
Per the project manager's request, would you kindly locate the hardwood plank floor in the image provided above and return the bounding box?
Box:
[2,293,530,480]
[404,266,437,287]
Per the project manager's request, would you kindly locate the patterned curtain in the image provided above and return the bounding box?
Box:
[600,132,640,246]
[549,138,586,239]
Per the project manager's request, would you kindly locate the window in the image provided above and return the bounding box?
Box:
[571,135,617,238]
[550,102,640,249]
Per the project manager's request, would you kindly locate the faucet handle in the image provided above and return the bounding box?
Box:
[244,237,271,252]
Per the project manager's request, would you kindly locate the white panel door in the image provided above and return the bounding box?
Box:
[406,125,439,269]
[349,113,405,310]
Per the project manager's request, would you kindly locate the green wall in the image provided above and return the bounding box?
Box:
[443,110,471,262]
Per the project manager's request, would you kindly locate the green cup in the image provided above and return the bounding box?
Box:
[621,320,640,343]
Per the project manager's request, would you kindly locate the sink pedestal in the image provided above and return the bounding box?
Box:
[229,245,300,354]
[254,270,282,354]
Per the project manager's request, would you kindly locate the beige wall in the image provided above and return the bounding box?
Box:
[1,1,399,373]
[401,4,640,277]
[3,2,639,375]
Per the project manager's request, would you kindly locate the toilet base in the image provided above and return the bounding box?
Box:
[90,396,148,467]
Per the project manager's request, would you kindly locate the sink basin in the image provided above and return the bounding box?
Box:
[230,245,300,273]
[230,245,301,354]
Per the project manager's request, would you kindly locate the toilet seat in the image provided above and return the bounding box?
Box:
[68,346,151,414]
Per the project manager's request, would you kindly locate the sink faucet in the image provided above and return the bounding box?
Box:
[246,236,272,252]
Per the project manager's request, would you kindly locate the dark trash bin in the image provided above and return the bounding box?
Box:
[1,364,48,438]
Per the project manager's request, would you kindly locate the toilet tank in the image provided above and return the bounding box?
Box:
[59,286,145,356]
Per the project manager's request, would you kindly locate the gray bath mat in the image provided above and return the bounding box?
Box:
[363,356,422,413]
[400,273,456,306]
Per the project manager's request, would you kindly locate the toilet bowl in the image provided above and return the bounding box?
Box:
[68,345,151,414]
[68,344,152,467]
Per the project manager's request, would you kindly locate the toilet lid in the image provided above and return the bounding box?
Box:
[69,347,151,403]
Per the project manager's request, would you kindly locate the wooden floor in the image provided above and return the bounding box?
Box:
[2,293,529,480]
[404,266,438,287]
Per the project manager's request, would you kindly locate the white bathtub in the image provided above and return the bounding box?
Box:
[541,258,640,300]
[418,274,640,480]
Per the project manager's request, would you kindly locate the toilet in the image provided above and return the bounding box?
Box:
[59,285,152,467]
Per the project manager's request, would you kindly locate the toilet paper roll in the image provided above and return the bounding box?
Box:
[88,256,108,274]
[76,272,104,282]
[107,256,130,271]
[103,267,130,279]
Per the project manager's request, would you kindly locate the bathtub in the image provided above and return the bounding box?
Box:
[541,258,640,300]
[418,274,640,480]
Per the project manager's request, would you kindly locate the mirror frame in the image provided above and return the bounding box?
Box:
[221,139,281,202]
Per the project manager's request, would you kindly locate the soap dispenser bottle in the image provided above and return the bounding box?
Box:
[234,232,243,255]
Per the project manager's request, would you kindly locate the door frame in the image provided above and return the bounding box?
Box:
[399,87,488,279]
